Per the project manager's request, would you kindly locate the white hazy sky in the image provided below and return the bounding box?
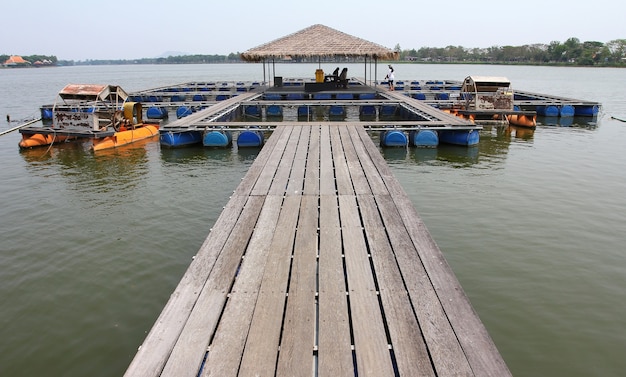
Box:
[2,0,623,61]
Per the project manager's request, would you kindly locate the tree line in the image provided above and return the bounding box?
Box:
[4,38,625,67]
[396,38,626,66]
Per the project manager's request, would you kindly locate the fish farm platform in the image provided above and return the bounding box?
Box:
[124,123,511,377]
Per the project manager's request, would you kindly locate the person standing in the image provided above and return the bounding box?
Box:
[385,65,395,91]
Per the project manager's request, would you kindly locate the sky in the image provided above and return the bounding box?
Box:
[2,0,624,61]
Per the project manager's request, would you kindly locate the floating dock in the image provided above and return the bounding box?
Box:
[124,122,511,376]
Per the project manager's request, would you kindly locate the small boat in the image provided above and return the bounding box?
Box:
[19,84,159,151]
[91,103,159,151]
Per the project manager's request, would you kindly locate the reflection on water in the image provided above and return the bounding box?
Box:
[3,64,626,377]
[20,139,152,207]
[538,115,599,128]
[160,144,263,165]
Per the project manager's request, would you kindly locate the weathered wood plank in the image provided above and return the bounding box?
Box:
[160,196,265,377]
[330,127,353,195]
[235,125,286,196]
[339,195,395,376]
[250,126,294,196]
[355,125,511,376]
[338,126,370,196]
[276,195,319,376]
[373,193,472,375]
[200,195,284,377]
[318,195,354,376]
[358,194,436,377]
[346,125,387,195]
[303,125,320,196]
[124,194,249,377]
[269,126,302,196]
[319,126,335,196]
[237,195,302,375]
[286,125,310,196]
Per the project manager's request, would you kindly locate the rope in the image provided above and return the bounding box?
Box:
[610,116,626,123]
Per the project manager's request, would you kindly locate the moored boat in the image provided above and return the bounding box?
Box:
[19,84,159,151]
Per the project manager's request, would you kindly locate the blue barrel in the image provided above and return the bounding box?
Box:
[286,93,304,100]
[203,130,232,147]
[266,105,283,117]
[160,130,202,147]
[336,93,353,100]
[409,129,439,147]
[297,106,311,118]
[413,93,426,100]
[237,130,264,147]
[314,93,331,100]
[193,94,206,101]
[244,105,262,118]
[359,93,376,100]
[170,95,186,102]
[537,105,559,117]
[574,105,599,116]
[380,130,408,147]
[176,106,192,118]
[560,105,575,117]
[215,95,229,101]
[146,106,168,119]
[439,129,479,146]
[359,105,376,120]
[380,105,398,118]
[436,93,449,100]
[329,105,346,118]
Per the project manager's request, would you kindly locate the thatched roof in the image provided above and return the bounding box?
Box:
[241,24,398,62]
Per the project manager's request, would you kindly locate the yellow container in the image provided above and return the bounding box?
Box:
[315,69,324,83]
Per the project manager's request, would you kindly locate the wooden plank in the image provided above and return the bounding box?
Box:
[338,126,370,195]
[318,195,354,376]
[160,196,265,377]
[339,195,395,376]
[286,125,310,196]
[269,126,302,196]
[234,125,286,196]
[355,125,511,376]
[373,194,472,375]
[358,194,436,377]
[250,126,294,196]
[319,126,335,196]
[124,194,249,377]
[276,195,319,376]
[199,195,284,377]
[303,125,320,196]
[237,195,302,375]
[346,125,388,195]
[330,127,354,195]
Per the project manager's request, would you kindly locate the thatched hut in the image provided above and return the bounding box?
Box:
[240,24,398,85]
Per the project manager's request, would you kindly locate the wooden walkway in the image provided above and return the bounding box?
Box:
[124,124,511,377]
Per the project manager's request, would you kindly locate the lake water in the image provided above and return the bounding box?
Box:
[1,63,625,377]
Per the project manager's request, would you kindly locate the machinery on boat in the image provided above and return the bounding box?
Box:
[457,76,537,127]
[19,84,159,151]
